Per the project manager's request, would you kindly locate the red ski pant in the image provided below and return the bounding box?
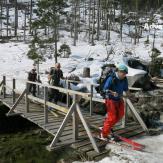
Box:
[102,99,124,137]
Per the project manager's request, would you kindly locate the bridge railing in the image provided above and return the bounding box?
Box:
[0,75,151,152]
[1,75,149,133]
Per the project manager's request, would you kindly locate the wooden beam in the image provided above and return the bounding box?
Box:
[47,102,76,150]
[13,78,16,104]
[27,95,68,114]
[7,89,26,116]
[44,86,48,124]
[126,98,149,134]
[27,81,91,98]
[76,103,100,153]
[90,85,93,116]
[129,87,142,91]
[25,83,30,113]
[3,76,6,98]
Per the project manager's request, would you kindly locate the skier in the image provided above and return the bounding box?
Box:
[48,63,64,104]
[99,63,130,140]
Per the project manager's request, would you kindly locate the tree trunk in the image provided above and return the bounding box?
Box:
[6,5,9,37]
[88,0,92,43]
[96,0,100,41]
[73,0,78,46]
[0,3,3,37]
[14,0,18,37]
[29,0,33,34]
[120,0,123,42]
[91,0,95,46]
[24,9,27,41]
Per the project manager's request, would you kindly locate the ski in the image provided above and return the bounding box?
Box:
[95,128,145,151]
[94,134,143,151]
[112,133,145,151]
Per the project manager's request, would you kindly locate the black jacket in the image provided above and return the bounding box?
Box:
[28,70,37,82]
[49,68,63,86]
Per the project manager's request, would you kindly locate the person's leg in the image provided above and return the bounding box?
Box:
[102,99,118,138]
[29,84,32,93]
[48,88,54,110]
[116,100,125,122]
[53,89,59,103]
[48,88,54,102]
[32,84,36,97]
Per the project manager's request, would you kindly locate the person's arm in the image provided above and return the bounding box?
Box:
[123,80,138,102]
[48,68,53,82]
[28,72,31,81]
[60,70,64,79]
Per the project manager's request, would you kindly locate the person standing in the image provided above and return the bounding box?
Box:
[28,67,37,97]
[48,63,63,103]
[99,64,129,140]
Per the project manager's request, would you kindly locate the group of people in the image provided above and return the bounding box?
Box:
[28,63,63,103]
[28,62,130,141]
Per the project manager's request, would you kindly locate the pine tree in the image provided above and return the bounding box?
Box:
[30,0,67,62]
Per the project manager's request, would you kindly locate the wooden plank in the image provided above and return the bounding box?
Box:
[73,109,79,141]
[44,122,72,132]
[53,126,85,137]
[76,104,100,153]
[126,98,149,134]
[71,139,92,149]
[49,123,73,131]
[42,119,71,128]
[49,102,76,148]
[28,95,68,114]
[87,150,110,161]
[28,116,59,123]
[1,101,11,109]
[120,128,144,138]
[27,81,91,98]
[94,151,110,161]
[115,125,141,135]
[77,140,106,153]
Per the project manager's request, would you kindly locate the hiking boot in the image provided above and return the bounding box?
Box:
[97,133,108,141]
[99,127,117,141]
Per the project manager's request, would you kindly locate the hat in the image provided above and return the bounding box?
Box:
[117,63,128,74]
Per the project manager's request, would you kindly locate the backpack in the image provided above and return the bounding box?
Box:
[49,68,63,86]
[99,69,116,98]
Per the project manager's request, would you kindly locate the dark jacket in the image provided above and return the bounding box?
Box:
[28,69,37,82]
[49,68,63,86]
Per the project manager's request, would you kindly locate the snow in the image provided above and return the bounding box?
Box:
[73,134,163,163]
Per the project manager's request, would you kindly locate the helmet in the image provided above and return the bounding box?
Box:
[117,63,128,74]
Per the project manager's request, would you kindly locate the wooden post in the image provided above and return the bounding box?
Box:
[72,95,79,141]
[126,98,149,134]
[122,98,127,128]
[83,67,90,78]
[90,85,93,116]
[76,103,100,153]
[13,78,16,104]
[37,58,40,96]
[67,81,70,107]
[44,86,48,124]
[3,76,6,98]
[25,82,29,113]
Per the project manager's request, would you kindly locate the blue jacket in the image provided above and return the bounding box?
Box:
[103,73,128,101]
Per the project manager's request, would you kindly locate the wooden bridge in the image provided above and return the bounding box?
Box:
[0,76,150,160]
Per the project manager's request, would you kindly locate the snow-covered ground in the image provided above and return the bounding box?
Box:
[1,27,163,92]
[73,134,163,163]
[1,32,163,163]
